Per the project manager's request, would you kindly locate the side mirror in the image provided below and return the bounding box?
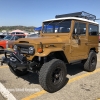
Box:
[72,33,79,39]
[73,28,80,38]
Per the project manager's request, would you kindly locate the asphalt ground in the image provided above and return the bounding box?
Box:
[0,93,6,100]
[0,44,100,100]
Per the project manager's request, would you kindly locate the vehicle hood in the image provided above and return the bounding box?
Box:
[16,36,68,44]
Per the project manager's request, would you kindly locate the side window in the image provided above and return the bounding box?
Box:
[11,36,14,40]
[14,36,19,40]
[16,32,23,34]
[73,22,86,35]
[17,35,25,38]
[89,24,98,36]
[11,36,22,40]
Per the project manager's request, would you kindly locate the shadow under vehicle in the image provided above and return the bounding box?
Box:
[1,11,99,93]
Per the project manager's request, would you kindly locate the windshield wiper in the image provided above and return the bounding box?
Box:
[55,19,65,26]
[46,20,54,26]
[43,21,54,33]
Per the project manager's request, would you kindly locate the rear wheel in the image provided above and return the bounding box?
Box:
[39,59,67,93]
[83,51,97,72]
[8,64,28,76]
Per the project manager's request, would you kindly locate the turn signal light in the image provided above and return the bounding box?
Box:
[37,48,43,53]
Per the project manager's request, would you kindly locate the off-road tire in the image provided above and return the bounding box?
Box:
[39,59,67,93]
[83,51,97,72]
[8,64,28,76]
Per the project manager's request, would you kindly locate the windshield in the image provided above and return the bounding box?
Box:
[43,20,71,33]
[28,34,38,37]
[3,35,13,40]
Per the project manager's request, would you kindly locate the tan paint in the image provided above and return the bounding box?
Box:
[14,19,99,63]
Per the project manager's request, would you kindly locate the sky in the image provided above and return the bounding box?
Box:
[0,0,100,27]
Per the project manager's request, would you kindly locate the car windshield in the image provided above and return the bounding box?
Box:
[3,35,13,40]
[28,34,38,37]
[42,20,71,33]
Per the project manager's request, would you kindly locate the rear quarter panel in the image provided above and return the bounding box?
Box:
[88,36,99,53]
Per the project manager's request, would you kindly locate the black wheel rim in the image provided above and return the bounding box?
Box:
[52,67,63,85]
[91,57,96,67]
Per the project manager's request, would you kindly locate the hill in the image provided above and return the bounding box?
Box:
[0,26,36,32]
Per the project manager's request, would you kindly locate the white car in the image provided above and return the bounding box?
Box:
[27,34,39,38]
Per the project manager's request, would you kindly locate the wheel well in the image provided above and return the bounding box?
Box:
[0,46,3,49]
[32,51,69,64]
[51,51,68,63]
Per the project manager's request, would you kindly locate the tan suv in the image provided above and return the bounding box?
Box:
[1,11,99,93]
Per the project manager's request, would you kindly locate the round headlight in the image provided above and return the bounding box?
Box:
[13,45,17,51]
[29,47,34,54]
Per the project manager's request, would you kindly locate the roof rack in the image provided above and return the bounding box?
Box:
[55,11,96,21]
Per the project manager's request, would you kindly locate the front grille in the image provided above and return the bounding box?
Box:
[20,48,29,54]
[16,44,35,55]
[15,43,35,55]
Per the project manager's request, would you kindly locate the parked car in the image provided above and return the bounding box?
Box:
[0,34,26,50]
[0,35,6,39]
[27,34,39,38]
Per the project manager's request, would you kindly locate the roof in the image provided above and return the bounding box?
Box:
[10,29,28,35]
[43,17,98,24]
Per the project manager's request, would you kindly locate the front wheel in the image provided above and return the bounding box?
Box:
[83,51,97,72]
[8,64,28,76]
[39,59,67,93]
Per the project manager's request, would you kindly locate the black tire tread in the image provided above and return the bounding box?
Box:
[84,51,97,72]
[39,59,67,93]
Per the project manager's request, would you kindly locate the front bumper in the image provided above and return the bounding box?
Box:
[1,50,29,70]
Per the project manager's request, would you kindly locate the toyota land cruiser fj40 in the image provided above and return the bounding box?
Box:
[1,11,99,93]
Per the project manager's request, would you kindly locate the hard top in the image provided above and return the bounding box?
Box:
[55,11,96,21]
[44,11,98,25]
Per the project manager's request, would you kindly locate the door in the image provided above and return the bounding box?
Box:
[71,21,88,59]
